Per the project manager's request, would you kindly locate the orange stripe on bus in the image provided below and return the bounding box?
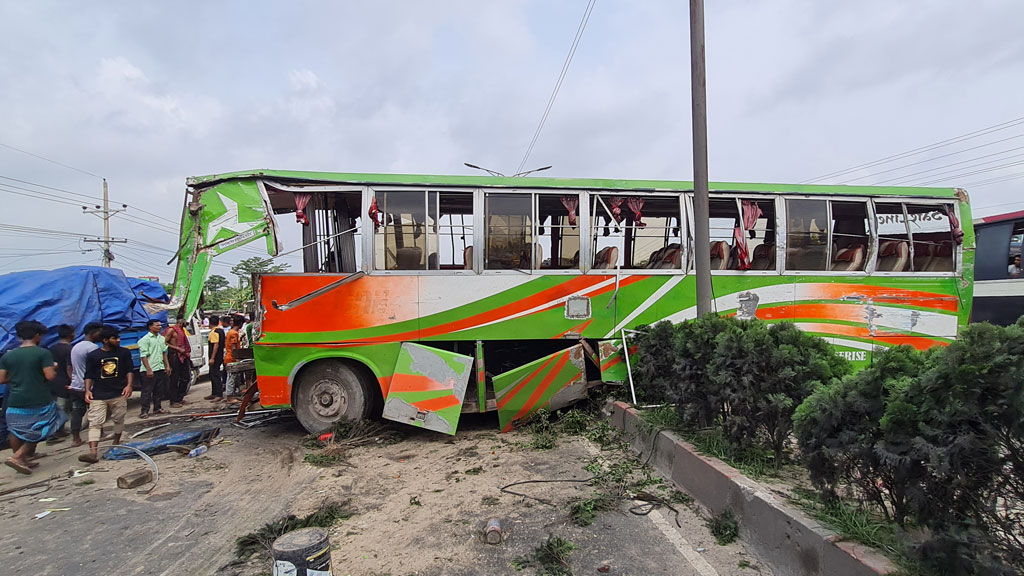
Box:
[496,353,559,410]
[257,375,291,406]
[796,322,947,350]
[411,394,462,413]
[803,284,959,312]
[388,373,453,394]
[504,350,572,431]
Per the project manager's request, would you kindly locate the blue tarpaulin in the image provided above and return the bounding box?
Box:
[0,266,168,353]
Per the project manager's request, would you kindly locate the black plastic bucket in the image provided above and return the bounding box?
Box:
[272,527,332,576]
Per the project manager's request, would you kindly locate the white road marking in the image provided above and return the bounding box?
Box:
[646,506,720,576]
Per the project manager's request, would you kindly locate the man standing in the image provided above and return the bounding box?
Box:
[1009,254,1022,279]
[0,321,62,474]
[69,322,103,447]
[79,326,133,464]
[138,319,169,418]
[204,315,226,401]
[164,316,192,407]
[46,324,75,443]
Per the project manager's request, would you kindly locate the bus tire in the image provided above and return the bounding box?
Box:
[293,360,371,434]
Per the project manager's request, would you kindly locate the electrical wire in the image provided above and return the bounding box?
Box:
[961,171,1024,189]
[883,152,1024,187]
[911,159,1024,187]
[802,115,1024,183]
[0,142,104,179]
[0,183,86,208]
[863,140,1024,185]
[516,0,597,175]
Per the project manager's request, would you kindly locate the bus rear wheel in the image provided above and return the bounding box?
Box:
[293,360,371,434]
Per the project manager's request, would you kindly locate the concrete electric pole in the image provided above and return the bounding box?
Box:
[82,178,127,267]
[690,0,713,316]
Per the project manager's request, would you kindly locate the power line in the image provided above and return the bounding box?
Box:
[884,151,1024,186]
[516,0,597,175]
[858,137,1024,185]
[0,142,104,179]
[962,171,1024,189]
[803,115,1024,184]
[0,183,86,208]
[912,159,1024,186]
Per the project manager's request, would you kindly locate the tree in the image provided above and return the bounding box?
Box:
[230,257,289,288]
[205,274,230,293]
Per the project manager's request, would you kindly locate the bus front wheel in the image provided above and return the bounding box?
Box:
[293,360,371,434]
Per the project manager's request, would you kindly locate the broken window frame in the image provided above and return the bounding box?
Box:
[482,189,588,275]
[779,195,874,277]
[589,191,686,274]
[869,198,959,277]
[692,193,780,275]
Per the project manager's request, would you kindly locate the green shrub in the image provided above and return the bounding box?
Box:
[633,321,680,405]
[793,345,930,526]
[714,321,850,465]
[906,320,1024,572]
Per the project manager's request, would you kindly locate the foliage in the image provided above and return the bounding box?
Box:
[527,409,558,450]
[513,535,575,576]
[230,256,290,287]
[569,492,618,527]
[558,408,590,435]
[205,274,230,292]
[635,316,849,468]
[905,320,1024,573]
[235,500,353,560]
[794,345,931,525]
[707,509,739,545]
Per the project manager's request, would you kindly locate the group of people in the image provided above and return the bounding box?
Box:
[203,314,251,404]
[0,317,195,474]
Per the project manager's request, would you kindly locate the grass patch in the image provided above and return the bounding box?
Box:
[235,500,353,560]
[409,495,421,506]
[558,408,590,435]
[303,452,349,467]
[682,428,779,479]
[464,466,484,475]
[638,404,682,431]
[569,492,618,527]
[791,489,914,563]
[707,509,739,545]
[513,535,575,575]
[481,496,499,506]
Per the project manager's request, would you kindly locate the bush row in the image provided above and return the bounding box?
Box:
[633,316,1024,575]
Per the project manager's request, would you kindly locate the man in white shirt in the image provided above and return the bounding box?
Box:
[1009,255,1022,279]
[69,322,103,447]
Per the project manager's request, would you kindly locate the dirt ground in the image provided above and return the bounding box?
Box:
[1,385,774,576]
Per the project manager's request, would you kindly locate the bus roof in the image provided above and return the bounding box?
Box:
[187,169,965,199]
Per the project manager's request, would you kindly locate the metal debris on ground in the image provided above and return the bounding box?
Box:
[231,410,291,429]
[130,422,172,439]
[103,444,160,494]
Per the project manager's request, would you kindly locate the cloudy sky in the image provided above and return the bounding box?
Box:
[1,0,1022,280]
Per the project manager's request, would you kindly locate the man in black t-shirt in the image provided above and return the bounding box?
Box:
[78,325,133,464]
[46,324,75,443]
[204,315,226,401]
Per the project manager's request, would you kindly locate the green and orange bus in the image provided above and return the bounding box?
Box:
[161,170,974,435]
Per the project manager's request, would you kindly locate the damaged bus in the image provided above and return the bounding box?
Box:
[157,170,974,435]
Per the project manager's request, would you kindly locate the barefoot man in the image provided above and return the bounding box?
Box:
[79,325,133,464]
[0,321,63,475]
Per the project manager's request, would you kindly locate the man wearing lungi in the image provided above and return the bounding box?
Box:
[0,321,62,475]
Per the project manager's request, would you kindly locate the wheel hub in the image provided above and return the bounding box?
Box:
[309,379,348,419]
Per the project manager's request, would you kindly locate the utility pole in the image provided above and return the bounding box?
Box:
[82,178,127,267]
[690,0,713,316]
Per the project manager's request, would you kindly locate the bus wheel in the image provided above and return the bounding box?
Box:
[293,360,370,434]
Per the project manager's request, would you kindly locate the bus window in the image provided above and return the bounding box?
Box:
[874,202,911,272]
[829,201,869,272]
[374,190,427,270]
[485,193,534,270]
[708,198,736,270]
[785,199,829,271]
[429,191,474,270]
[906,204,955,272]
[591,194,682,270]
[744,199,777,271]
[536,194,580,269]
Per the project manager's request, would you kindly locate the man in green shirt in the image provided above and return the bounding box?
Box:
[138,319,170,418]
[0,320,61,475]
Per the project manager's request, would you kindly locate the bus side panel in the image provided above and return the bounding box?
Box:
[493,344,586,432]
[253,342,403,407]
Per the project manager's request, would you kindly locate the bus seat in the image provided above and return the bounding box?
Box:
[593,246,619,269]
[570,250,580,267]
[830,244,865,271]
[750,244,776,270]
[925,243,954,272]
[428,252,439,270]
[912,242,932,272]
[532,244,543,268]
[645,247,664,268]
[654,245,682,269]
[877,241,909,271]
[463,246,473,269]
[395,247,423,269]
[710,241,730,270]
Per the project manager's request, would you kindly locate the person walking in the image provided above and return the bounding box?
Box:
[79,326,133,464]
[164,317,192,407]
[0,321,63,474]
[69,322,103,447]
[138,319,169,418]
[204,315,226,401]
[46,324,75,444]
